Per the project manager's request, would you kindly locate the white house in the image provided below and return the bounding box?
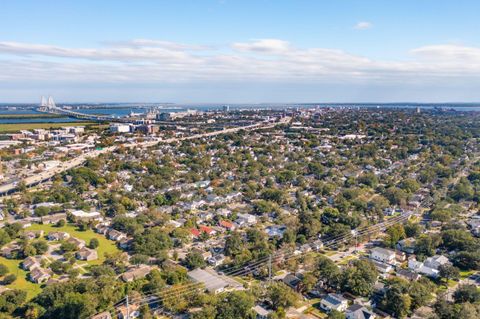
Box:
[320,293,348,312]
[408,255,450,278]
[370,247,396,264]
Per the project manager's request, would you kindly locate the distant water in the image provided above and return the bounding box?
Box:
[0,104,479,124]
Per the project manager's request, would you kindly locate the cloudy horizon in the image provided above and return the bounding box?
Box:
[1,1,480,103]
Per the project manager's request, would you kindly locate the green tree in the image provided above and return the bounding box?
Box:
[0,264,8,276]
[452,251,480,270]
[453,284,480,303]
[341,260,378,297]
[438,264,460,286]
[185,251,206,270]
[315,256,341,289]
[215,291,255,319]
[2,274,16,285]
[89,238,99,249]
[327,310,346,319]
[384,224,406,248]
[267,282,299,310]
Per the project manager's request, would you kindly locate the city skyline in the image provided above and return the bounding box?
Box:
[1,0,480,103]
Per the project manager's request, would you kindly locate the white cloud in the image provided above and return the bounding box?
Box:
[232,39,291,54]
[0,39,479,86]
[354,21,373,30]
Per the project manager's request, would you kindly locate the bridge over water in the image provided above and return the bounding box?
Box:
[37,104,129,122]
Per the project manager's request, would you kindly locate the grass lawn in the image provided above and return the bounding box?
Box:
[27,223,120,265]
[322,250,337,256]
[0,257,43,300]
[460,270,475,279]
[0,122,97,132]
[0,223,119,300]
[305,303,328,318]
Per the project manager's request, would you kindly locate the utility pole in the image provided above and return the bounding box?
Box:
[268,254,272,285]
[126,294,130,319]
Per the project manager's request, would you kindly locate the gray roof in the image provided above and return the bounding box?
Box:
[346,304,375,319]
[323,293,347,306]
[188,268,242,293]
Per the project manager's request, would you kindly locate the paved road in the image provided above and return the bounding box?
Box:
[0,117,290,195]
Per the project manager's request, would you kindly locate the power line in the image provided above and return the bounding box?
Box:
[97,211,414,317]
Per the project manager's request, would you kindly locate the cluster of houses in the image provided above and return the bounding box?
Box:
[1,229,99,284]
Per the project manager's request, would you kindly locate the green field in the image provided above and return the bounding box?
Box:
[0,256,43,299]
[27,223,120,265]
[0,122,97,132]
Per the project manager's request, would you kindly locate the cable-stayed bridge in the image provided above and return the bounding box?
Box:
[37,96,128,122]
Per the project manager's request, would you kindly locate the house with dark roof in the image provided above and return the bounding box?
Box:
[320,293,348,312]
[346,304,376,319]
[282,273,303,291]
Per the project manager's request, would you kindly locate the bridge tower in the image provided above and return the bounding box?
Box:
[47,96,56,108]
[40,96,48,107]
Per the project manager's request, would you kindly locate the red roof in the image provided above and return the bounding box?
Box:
[219,220,234,229]
[190,228,201,237]
[199,225,214,234]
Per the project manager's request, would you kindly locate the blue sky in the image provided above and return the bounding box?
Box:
[1,0,480,103]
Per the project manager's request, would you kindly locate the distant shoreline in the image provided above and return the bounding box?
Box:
[0,113,65,119]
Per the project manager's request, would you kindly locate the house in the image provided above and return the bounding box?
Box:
[29,267,51,283]
[282,273,303,291]
[311,239,324,251]
[370,260,393,278]
[219,220,235,231]
[187,268,242,294]
[190,228,201,238]
[235,213,256,226]
[396,269,421,281]
[252,305,272,319]
[67,237,86,249]
[265,225,287,238]
[424,255,450,270]
[320,293,349,312]
[23,230,44,240]
[208,254,226,267]
[70,210,102,222]
[396,239,416,254]
[90,311,112,319]
[408,255,450,278]
[108,229,127,241]
[76,247,98,261]
[22,256,42,270]
[121,265,153,282]
[47,231,70,241]
[0,243,21,259]
[199,225,216,236]
[117,303,140,319]
[346,304,376,319]
[94,224,110,235]
[41,213,67,224]
[370,247,396,264]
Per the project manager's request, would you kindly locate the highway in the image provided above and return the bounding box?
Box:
[0,116,290,195]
